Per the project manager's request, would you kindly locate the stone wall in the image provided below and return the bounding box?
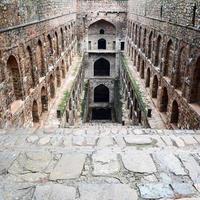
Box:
[0,0,76,29]
[0,0,77,128]
[126,0,200,129]
[128,0,200,28]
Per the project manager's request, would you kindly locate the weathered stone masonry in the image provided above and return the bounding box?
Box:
[0,0,77,128]
[126,0,200,129]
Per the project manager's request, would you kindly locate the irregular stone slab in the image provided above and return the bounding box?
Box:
[181,136,198,145]
[18,173,48,182]
[171,183,196,197]
[138,183,174,199]
[0,182,35,200]
[153,151,186,175]
[122,150,157,173]
[26,135,39,143]
[79,184,138,200]
[124,135,153,145]
[179,153,200,187]
[8,151,52,174]
[72,134,85,146]
[97,136,114,147]
[170,136,185,147]
[38,136,51,145]
[50,153,86,180]
[161,136,173,146]
[92,148,120,176]
[33,184,76,200]
[0,152,19,175]
[50,135,63,146]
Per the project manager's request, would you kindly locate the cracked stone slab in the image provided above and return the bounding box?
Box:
[0,152,19,175]
[121,150,157,173]
[138,183,174,199]
[0,182,35,200]
[124,135,154,145]
[33,184,76,200]
[92,148,120,176]
[97,136,114,147]
[170,183,196,198]
[179,153,200,189]
[50,153,86,180]
[79,184,138,200]
[153,151,186,175]
[8,151,52,174]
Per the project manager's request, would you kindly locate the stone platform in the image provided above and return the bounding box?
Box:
[0,127,200,199]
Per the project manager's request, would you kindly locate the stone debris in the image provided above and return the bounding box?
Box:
[0,128,199,199]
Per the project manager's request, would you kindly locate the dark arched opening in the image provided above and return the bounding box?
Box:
[94,84,109,102]
[32,100,39,123]
[155,35,161,66]
[50,75,55,99]
[56,67,61,87]
[164,39,174,77]
[170,100,179,125]
[145,68,151,87]
[100,29,105,34]
[160,87,168,112]
[94,58,110,76]
[7,55,23,100]
[98,38,106,49]
[152,75,159,98]
[191,57,200,103]
[41,87,48,112]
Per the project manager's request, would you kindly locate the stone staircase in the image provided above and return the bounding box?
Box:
[0,127,200,199]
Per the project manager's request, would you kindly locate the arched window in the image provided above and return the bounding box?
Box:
[47,34,53,56]
[145,68,151,87]
[138,27,142,48]
[56,67,61,87]
[50,75,55,99]
[55,32,59,56]
[61,60,65,78]
[152,75,159,98]
[27,46,36,88]
[36,40,45,77]
[41,87,48,112]
[7,55,23,100]
[148,31,153,59]
[170,100,179,125]
[160,87,168,112]
[137,55,140,72]
[140,60,145,79]
[61,28,64,51]
[135,25,138,44]
[176,47,187,90]
[94,58,110,76]
[94,84,109,102]
[98,38,106,49]
[155,35,161,66]
[100,29,105,34]
[164,39,174,77]
[191,57,200,103]
[143,29,146,53]
[32,100,39,123]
